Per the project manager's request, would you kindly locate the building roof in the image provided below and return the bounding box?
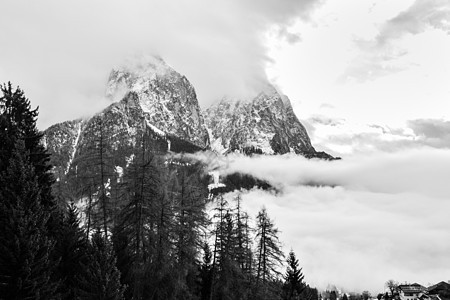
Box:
[399,284,426,294]
[428,282,450,292]
[420,294,442,300]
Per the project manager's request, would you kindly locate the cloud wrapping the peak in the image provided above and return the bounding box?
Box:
[0,0,323,129]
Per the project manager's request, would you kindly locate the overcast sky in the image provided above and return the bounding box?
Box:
[0,0,448,132]
[1,0,450,293]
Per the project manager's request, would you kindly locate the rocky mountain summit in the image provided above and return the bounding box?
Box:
[45,56,210,180]
[205,84,334,159]
[44,56,334,180]
[106,55,210,149]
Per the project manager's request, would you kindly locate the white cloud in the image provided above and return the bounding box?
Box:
[377,0,450,43]
[340,0,450,82]
[204,148,450,293]
[267,0,450,127]
[303,116,450,157]
[219,149,450,197]
[408,119,450,148]
[240,186,450,293]
[0,0,323,129]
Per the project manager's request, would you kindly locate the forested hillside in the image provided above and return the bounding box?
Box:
[0,83,318,300]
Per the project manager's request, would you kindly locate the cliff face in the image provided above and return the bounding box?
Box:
[44,56,210,182]
[106,55,209,149]
[204,84,334,159]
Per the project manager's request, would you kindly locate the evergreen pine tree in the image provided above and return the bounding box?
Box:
[0,82,55,208]
[209,194,248,300]
[54,203,89,299]
[210,194,228,298]
[283,250,305,300]
[234,193,253,283]
[254,207,284,299]
[77,230,125,300]
[111,225,134,300]
[71,115,114,239]
[169,160,209,299]
[114,130,163,300]
[301,285,319,300]
[198,242,213,300]
[214,210,242,300]
[0,142,59,299]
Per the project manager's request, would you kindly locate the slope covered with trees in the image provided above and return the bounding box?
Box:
[0,83,319,300]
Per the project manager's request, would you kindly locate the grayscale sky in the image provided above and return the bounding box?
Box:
[1,0,449,293]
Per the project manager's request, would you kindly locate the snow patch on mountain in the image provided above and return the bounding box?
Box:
[208,170,225,191]
[146,120,166,137]
[106,55,172,98]
[65,122,82,175]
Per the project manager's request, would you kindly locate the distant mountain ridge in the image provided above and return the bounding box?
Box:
[44,56,335,181]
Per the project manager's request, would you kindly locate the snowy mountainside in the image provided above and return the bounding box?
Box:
[204,84,335,159]
[106,55,209,149]
[44,119,84,178]
[44,56,211,182]
[44,56,335,189]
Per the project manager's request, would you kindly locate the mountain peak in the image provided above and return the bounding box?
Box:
[205,86,335,158]
[258,82,279,97]
[120,55,172,77]
[106,55,176,99]
[45,56,210,178]
[101,55,210,149]
[45,54,334,173]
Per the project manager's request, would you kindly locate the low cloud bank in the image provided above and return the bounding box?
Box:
[216,148,450,198]
[190,148,450,293]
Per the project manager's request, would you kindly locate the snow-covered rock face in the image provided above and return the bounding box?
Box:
[44,56,211,182]
[204,85,323,156]
[106,55,209,149]
[44,57,335,183]
[44,119,85,178]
